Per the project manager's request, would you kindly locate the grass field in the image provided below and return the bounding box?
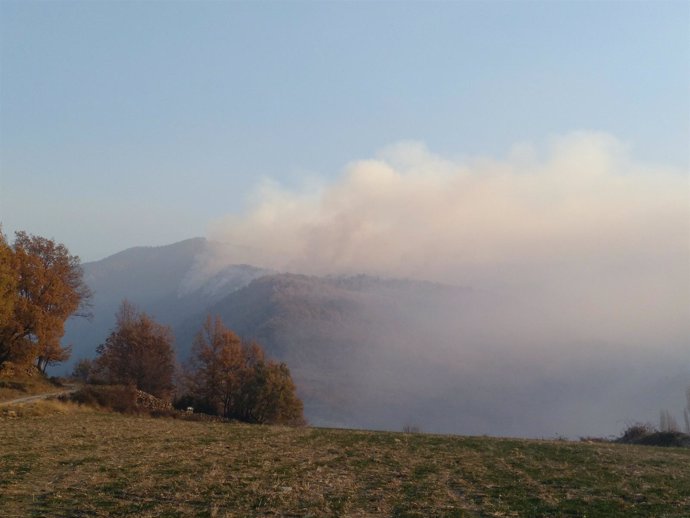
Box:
[2,404,689,517]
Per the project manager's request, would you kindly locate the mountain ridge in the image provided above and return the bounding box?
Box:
[61,237,689,438]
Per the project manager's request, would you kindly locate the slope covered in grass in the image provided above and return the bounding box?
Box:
[0,372,63,403]
[1,408,689,517]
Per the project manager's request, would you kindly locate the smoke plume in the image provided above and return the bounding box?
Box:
[209,132,685,282]
[198,131,689,436]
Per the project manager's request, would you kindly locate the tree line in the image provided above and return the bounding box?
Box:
[83,302,304,425]
[1,229,303,426]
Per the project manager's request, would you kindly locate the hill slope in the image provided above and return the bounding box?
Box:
[61,238,689,439]
[63,238,270,364]
[175,273,473,430]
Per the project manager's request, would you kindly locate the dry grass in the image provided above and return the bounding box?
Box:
[0,374,60,402]
[1,398,93,418]
[1,411,689,517]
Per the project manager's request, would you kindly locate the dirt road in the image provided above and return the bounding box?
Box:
[0,388,77,407]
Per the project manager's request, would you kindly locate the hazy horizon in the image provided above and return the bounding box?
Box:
[2,1,688,437]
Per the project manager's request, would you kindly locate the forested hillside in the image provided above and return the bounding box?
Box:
[61,238,689,438]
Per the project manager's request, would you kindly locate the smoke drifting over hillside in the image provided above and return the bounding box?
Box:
[209,132,687,286]
[206,133,687,332]
[197,132,690,436]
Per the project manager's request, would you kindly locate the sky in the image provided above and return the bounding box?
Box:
[1,0,688,262]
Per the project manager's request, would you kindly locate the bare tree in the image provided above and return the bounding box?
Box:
[95,301,175,400]
[659,409,679,433]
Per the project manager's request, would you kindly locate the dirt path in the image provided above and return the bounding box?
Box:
[0,387,77,407]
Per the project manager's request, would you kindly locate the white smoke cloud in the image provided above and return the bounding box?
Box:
[204,132,689,356]
[199,131,689,436]
[208,131,688,289]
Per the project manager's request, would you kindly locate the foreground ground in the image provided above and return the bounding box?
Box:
[1,404,689,517]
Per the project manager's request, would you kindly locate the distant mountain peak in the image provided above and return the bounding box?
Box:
[88,237,207,266]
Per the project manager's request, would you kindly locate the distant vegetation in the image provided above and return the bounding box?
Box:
[616,423,690,448]
[70,302,304,425]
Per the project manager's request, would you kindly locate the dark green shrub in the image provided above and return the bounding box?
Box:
[615,423,690,448]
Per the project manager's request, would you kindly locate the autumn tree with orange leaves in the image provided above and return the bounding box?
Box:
[95,300,176,400]
[184,316,304,425]
[0,230,91,372]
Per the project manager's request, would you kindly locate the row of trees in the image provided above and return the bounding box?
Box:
[87,302,303,425]
[0,228,303,425]
[183,316,304,424]
[0,230,91,372]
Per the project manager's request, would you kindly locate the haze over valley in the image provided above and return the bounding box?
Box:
[64,212,689,439]
[3,1,688,441]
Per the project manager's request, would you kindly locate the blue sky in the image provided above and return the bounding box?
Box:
[1,0,688,261]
